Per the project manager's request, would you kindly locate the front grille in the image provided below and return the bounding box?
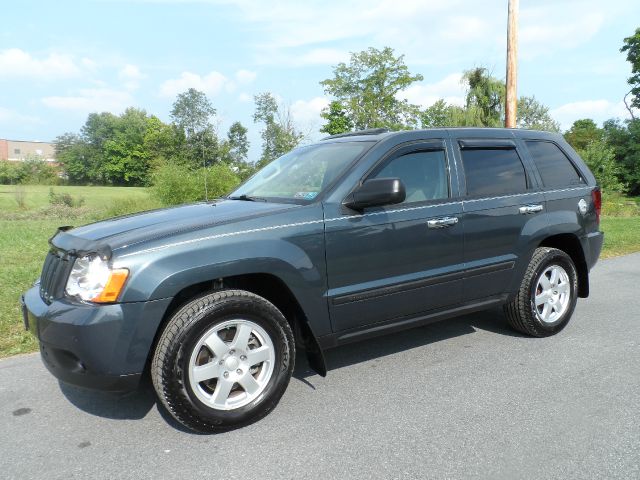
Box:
[39,250,74,304]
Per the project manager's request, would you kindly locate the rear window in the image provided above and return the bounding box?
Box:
[461,148,528,197]
[525,141,584,189]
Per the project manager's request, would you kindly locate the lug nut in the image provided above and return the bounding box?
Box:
[223,371,229,378]
[240,355,247,361]
[219,360,224,365]
[229,349,235,355]
[236,369,243,375]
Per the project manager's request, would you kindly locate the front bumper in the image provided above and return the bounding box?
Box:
[21,286,172,392]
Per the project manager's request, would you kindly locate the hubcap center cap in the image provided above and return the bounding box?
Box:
[225,356,239,370]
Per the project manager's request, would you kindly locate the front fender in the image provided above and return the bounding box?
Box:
[114,220,331,337]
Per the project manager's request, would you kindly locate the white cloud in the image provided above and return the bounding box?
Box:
[188,0,622,66]
[290,96,329,131]
[238,92,252,102]
[0,106,41,125]
[0,48,82,79]
[235,69,256,84]
[550,99,632,130]
[159,71,234,98]
[295,48,349,66]
[119,64,146,90]
[520,9,605,58]
[42,88,133,113]
[399,73,466,108]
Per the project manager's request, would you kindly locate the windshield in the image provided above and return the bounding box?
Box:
[229,141,372,203]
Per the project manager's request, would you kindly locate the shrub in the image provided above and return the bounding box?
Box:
[102,196,163,218]
[151,162,240,206]
[48,188,85,208]
[0,161,24,184]
[18,156,59,185]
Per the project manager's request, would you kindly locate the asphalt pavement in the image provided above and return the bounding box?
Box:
[1,253,639,479]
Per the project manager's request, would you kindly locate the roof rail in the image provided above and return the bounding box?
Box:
[322,128,389,140]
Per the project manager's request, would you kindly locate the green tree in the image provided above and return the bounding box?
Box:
[226,121,249,163]
[578,139,625,193]
[143,116,184,167]
[101,108,153,185]
[517,96,560,132]
[621,27,640,116]
[170,88,218,168]
[462,67,505,127]
[420,100,453,128]
[419,100,478,128]
[603,118,640,194]
[564,119,603,151]
[253,92,303,167]
[320,47,423,131]
[320,100,354,135]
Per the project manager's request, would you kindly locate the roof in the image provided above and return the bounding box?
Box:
[319,127,561,143]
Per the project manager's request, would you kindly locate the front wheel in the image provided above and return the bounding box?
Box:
[151,290,295,433]
[504,247,578,337]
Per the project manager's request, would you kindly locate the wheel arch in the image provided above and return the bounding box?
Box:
[538,233,589,298]
[145,272,327,377]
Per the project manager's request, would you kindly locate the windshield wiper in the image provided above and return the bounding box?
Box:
[227,194,268,202]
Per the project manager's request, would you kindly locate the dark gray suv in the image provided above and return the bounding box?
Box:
[22,127,604,432]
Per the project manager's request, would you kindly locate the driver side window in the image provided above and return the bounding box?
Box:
[370,150,449,204]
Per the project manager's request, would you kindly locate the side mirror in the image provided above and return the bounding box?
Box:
[343,178,406,211]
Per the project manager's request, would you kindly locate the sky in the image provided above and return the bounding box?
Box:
[1,0,639,161]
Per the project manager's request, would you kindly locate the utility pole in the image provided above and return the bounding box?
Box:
[505,0,519,128]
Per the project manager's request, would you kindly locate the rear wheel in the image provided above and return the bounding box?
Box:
[504,247,578,337]
[151,290,294,433]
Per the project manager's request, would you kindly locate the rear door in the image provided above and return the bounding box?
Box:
[323,138,465,332]
[452,136,546,302]
[521,138,591,227]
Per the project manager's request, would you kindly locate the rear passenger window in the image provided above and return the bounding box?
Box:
[371,150,449,204]
[525,141,584,189]
[461,148,527,197]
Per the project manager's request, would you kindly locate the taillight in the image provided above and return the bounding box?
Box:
[591,187,601,225]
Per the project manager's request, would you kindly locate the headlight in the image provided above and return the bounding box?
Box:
[65,255,129,303]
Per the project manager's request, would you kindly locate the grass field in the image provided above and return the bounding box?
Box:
[0,185,159,357]
[1,185,639,358]
[0,184,151,213]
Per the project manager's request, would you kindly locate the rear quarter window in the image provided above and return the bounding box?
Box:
[461,148,528,197]
[525,140,584,189]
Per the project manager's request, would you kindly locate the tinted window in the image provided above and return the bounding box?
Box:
[371,150,449,203]
[525,141,584,188]
[461,148,527,197]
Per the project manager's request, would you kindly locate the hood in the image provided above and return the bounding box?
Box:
[51,200,298,254]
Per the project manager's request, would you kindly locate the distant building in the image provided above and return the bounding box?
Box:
[0,139,56,162]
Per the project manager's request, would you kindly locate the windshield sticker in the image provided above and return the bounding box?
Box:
[294,192,318,200]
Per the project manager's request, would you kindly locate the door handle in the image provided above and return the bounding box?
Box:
[427,216,459,228]
[519,204,544,214]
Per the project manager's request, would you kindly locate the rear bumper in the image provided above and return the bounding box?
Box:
[583,231,604,270]
[21,287,172,393]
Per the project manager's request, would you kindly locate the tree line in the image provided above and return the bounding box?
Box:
[2,28,638,198]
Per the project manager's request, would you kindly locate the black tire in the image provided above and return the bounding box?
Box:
[504,247,578,337]
[151,289,295,433]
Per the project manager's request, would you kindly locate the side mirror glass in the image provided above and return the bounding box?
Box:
[343,178,406,211]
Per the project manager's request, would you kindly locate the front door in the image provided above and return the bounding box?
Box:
[323,141,465,333]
